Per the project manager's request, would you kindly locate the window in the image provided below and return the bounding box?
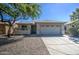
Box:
[21,25,28,30]
[46,25,49,27]
[56,25,59,27]
[51,25,54,27]
[41,25,44,27]
[41,25,51,27]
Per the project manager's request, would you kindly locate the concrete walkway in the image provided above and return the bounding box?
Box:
[41,36,79,55]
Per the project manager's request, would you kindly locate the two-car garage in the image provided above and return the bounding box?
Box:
[36,22,65,35]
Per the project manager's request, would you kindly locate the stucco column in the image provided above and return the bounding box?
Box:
[36,24,40,35]
[61,24,65,35]
[28,25,31,34]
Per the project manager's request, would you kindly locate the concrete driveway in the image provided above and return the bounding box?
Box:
[41,36,79,55]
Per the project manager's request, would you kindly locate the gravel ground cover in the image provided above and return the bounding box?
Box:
[0,36,49,55]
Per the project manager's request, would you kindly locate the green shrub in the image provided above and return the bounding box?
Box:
[77,28,79,35]
[67,27,78,36]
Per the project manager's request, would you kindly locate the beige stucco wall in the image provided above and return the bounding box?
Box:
[36,23,40,34]
[5,25,14,35]
[0,23,31,35]
[61,24,65,35]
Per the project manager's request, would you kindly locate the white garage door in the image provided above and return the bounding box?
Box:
[40,25,61,35]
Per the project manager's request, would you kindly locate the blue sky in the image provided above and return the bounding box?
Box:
[38,3,79,22]
[2,3,79,23]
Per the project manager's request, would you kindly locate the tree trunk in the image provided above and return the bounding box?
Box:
[7,26,11,37]
[7,19,16,37]
[11,19,16,36]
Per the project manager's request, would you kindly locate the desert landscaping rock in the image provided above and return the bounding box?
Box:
[0,36,49,55]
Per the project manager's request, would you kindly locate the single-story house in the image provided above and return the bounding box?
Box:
[14,21,65,35]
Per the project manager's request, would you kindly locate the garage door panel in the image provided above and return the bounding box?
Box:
[40,25,61,35]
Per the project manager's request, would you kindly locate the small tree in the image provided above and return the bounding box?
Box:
[67,8,79,36]
[0,3,41,37]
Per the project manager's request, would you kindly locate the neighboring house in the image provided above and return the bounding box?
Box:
[15,21,65,35]
[65,19,78,32]
[0,21,14,35]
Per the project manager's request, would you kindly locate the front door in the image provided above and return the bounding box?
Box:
[31,24,36,34]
